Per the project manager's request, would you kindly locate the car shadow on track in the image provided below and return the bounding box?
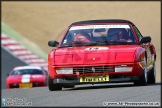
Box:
[65,82,161,91]
[147,82,161,86]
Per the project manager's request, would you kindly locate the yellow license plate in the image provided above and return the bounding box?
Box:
[19,83,32,88]
[80,75,109,82]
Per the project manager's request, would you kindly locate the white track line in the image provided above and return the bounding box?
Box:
[1,39,17,44]
[1,33,8,37]
[12,50,33,55]
[6,45,26,50]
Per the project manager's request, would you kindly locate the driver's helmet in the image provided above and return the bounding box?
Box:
[74,31,91,42]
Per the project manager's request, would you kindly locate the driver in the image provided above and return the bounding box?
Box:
[74,31,92,42]
[110,33,118,41]
[107,29,120,41]
[118,28,134,42]
[107,29,129,42]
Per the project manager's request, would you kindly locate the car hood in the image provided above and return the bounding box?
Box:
[54,45,139,65]
[6,74,46,83]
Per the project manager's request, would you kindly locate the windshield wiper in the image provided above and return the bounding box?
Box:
[96,41,136,45]
[59,41,136,48]
[73,41,97,46]
[95,41,115,45]
[60,41,97,47]
[115,41,136,45]
[59,44,72,47]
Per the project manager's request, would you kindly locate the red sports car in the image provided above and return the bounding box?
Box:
[6,66,48,89]
[47,19,156,91]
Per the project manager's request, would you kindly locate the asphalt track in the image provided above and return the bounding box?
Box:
[1,47,161,107]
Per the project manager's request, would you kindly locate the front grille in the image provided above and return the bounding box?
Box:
[73,66,114,74]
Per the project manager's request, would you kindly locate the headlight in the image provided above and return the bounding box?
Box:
[115,65,132,72]
[56,68,73,74]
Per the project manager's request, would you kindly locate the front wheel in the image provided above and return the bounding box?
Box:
[48,75,62,91]
[134,57,148,86]
[147,62,156,84]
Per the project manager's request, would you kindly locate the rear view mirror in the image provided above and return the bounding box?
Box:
[48,40,59,47]
[94,28,106,32]
[140,36,151,44]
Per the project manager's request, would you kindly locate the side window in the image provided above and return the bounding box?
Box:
[62,32,73,44]
[133,26,143,40]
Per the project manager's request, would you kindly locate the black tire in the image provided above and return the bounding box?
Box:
[48,75,62,91]
[147,62,156,84]
[134,56,148,86]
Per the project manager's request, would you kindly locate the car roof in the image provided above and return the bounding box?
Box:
[70,19,135,26]
[14,66,42,70]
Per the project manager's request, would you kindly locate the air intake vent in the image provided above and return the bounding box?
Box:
[73,66,114,74]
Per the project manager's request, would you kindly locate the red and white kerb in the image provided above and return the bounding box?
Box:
[1,33,48,71]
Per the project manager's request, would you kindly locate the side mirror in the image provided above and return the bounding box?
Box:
[140,36,151,44]
[48,40,59,47]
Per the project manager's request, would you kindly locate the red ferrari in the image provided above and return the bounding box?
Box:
[6,66,48,89]
[47,19,156,91]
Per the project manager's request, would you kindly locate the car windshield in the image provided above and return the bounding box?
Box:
[10,69,44,75]
[60,24,136,47]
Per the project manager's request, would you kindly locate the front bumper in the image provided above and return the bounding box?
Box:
[49,62,144,79]
[9,82,45,89]
[53,75,140,85]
